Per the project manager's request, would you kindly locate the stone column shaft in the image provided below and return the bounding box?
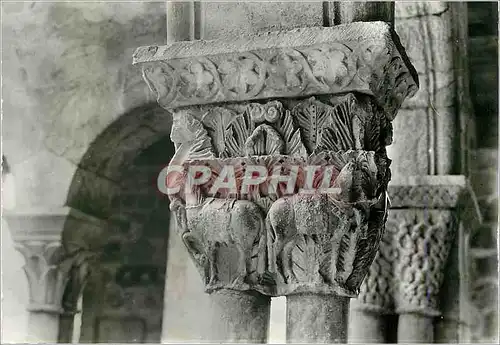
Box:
[348,310,387,343]
[166,0,195,44]
[398,313,434,343]
[287,294,349,343]
[206,290,271,343]
[26,312,60,343]
[335,2,395,26]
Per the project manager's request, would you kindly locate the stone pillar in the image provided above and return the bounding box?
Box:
[134,20,418,343]
[388,2,474,177]
[334,2,395,27]
[3,208,71,342]
[3,207,107,343]
[287,294,349,343]
[349,2,480,343]
[166,1,195,43]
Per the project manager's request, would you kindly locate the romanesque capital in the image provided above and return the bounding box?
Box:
[352,175,482,318]
[3,207,110,313]
[134,22,418,297]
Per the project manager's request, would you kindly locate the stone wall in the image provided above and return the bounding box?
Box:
[469,149,498,342]
[1,1,166,209]
[468,2,498,148]
[467,3,498,342]
[390,2,474,176]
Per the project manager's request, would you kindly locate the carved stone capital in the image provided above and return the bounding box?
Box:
[135,22,418,298]
[352,175,482,318]
[3,207,110,314]
[166,95,395,297]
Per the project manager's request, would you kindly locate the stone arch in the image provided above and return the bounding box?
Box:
[59,102,177,342]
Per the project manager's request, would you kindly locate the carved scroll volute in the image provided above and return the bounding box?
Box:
[135,22,418,297]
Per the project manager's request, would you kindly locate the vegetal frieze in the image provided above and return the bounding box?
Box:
[134,22,418,119]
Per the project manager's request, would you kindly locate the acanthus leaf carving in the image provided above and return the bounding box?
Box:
[222,109,255,158]
[291,97,335,154]
[273,107,308,157]
[317,94,357,152]
[14,240,70,313]
[201,107,237,157]
[245,124,284,156]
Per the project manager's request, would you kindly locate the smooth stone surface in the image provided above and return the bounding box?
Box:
[202,2,324,40]
[335,2,394,26]
[206,290,271,343]
[166,1,194,43]
[27,312,61,343]
[133,22,406,63]
[348,310,387,343]
[286,294,349,343]
[397,313,435,343]
[388,106,458,176]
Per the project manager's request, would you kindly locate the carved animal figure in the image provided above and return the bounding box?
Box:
[266,151,379,284]
[266,193,349,284]
[171,190,266,287]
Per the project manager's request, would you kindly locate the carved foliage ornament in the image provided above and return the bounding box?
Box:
[135,24,418,120]
[169,94,389,160]
[142,47,414,120]
[14,240,70,313]
[168,95,392,296]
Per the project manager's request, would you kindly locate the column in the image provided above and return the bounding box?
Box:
[3,207,108,343]
[3,209,71,342]
[134,17,418,342]
[334,2,395,26]
[166,1,195,43]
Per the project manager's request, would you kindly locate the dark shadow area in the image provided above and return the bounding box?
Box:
[468,2,499,148]
[60,103,175,342]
